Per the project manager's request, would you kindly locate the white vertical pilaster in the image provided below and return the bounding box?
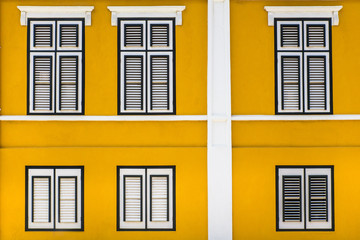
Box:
[207,0,232,239]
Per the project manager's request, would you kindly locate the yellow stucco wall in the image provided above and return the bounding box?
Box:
[0,0,207,115]
[0,147,208,240]
[231,0,360,114]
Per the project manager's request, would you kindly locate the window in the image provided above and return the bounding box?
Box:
[276,166,334,231]
[28,19,84,114]
[275,19,332,114]
[25,166,84,231]
[118,19,175,114]
[117,166,175,230]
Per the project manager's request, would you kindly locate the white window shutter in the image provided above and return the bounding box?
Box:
[119,168,146,229]
[147,168,173,229]
[56,52,82,113]
[304,52,330,113]
[120,21,146,51]
[120,53,146,113]
[147,20,173,50]
[27,168,54,229]
[278,168,305,230]
[305,168,332,230]
[57,21,83,51]
[30,21,55,51]
[147,52,173,113]
[277,52,303,113]
[304,21,330,51]
[55,168,82,230]
[29,52,55,113]
[277,21,302,51]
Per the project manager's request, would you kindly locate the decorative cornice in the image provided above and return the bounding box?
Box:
[17,6,94,26]
[107,6,186,26]
[264,6,343,26]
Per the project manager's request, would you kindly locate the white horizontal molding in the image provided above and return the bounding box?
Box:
[264,6,343,26]
[232,114,360,121]
[0,115,207,122]
[17,6,95,26]
[107,6,186,26]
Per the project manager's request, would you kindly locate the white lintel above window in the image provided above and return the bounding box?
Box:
[264,6,343,26]
[17,6,95,26]
[107,6,186,26]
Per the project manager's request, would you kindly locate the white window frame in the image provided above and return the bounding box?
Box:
[28,19,84,114]
[277,166,333,231]
[275,19,332,114]
[118,166,175,231]
[26,166,84,231]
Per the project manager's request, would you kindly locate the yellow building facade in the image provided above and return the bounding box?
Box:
[0,0,359,240]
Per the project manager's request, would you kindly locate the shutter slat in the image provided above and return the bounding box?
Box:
[308,56,326,110]
[33,177,50,223]
[151,176,168,222]
[307,25,326,47]
[124,176,142,222]
[34,25,52,47]
[283,176,302,222]
[34,56,52,110]
[281,25,300,47]
[59,177,76,223]
[309,176,328,222]
[150,56,169,110]
[124,56,144,110]
[59,56,78,111]
[150,25,169,47]
[281,56,300,110]
[60,25,79,47]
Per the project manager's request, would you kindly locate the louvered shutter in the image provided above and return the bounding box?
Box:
[119,168,146,229]
[304,53,330,113]
[55,168,82,229]
[148,20,173,50]
[120,53,146,113]
[282,176,302,222]
[305,168,332,230]
[304,21,329,51]
[56,53,82,113]
[277,21,302,51]
[148,53,173,112]
[57,21,82,51]
[29,53,55,113]
[27,168,54,229]
[30,21,55,51]
[121,21,146,50]
[147,168,173,229]
[278,53,303,113]
[278,168,304,230]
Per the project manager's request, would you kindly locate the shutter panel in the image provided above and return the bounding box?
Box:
[124,176,143,222]
[55,168,82,229]
[119,168,146,229]
[147,168,174,229]
[150,176,169,222]
[150,24,169,47]
[33,177,51,223]
[121,54,146,112]
[307,56,326,111]
[149,55,170,111]
[309,176,328,222]
[32,55,54,112]
[59,177,77,223]
[60,24,78,47]
[307,25,325,47]
[278,168,304,230]
[27,168,54,230]
[58,56,78,111]
[305,168,332,230]
[283,176,302,222]
[124,24,143,47]
[281,24,300,47]
[279,54,302,112]
[34,24,53,47]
